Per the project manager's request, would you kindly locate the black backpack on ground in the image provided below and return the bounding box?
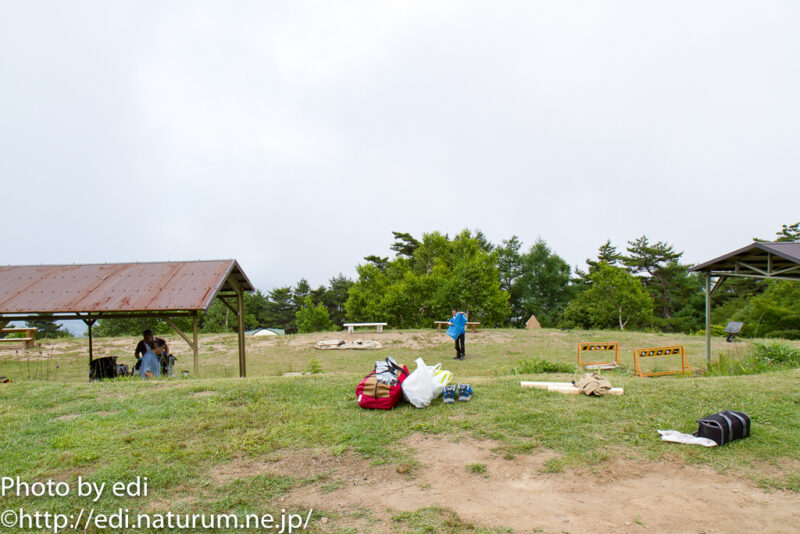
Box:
[89,357,118,381]
[695,410,750,446]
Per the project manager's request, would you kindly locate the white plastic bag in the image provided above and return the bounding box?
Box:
[402,358,437,408]
[431,366,452,397]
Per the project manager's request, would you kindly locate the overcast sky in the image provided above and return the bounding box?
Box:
[2,1,798,295]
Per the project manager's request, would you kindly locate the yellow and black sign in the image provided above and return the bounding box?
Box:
[633,345,690,377]
[577,342,620,368]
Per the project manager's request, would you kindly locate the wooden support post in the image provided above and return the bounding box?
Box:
[161,315,200,377]
[193,312,199,377]
[705,272,711,364]
[217,296,239,317]
[237,288,246,378]
[83,318,97,364]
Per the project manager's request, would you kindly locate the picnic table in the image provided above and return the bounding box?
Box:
[343,322,387,334]
[0,328,37,349]
[434,321,480,333]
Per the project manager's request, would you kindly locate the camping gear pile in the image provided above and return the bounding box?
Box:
[356,357,470,409]
[356,357,409,409]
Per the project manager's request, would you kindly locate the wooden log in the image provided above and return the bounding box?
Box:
[521,381,624,395]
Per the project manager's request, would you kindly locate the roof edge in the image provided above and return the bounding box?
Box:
[690,241,800,272]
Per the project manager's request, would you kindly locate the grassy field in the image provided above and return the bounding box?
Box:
[1,328,799,533]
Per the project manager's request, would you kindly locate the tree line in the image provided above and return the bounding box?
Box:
[27,223,800,339]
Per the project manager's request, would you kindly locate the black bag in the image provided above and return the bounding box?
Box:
[695,410,750,446]
[89,357,118,381]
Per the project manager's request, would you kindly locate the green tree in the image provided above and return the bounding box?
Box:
[497,235,523,293]
[573,240,621,285]
[564,263,653,330]
[295,296,334,333]
[390,231,421,258]
[734,281,800,339]
[322,274,354,326]
[345,230,509,327]
[345,263,391,323]
[363,255,389,271]
[473,229,495,252]
[775,223,800,242]
[623,236,686,322]
[94,318,159,337]
[200,300,235,332]
[512,239,573,326]
[263,286,296,330]
[292,279,311,310]
[755,222,800,242]
[24,315,72,339]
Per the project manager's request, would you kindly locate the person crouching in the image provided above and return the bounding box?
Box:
[139,340,165,379]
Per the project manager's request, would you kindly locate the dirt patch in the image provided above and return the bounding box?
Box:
[272,435,800,534]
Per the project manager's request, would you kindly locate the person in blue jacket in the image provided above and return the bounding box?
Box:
[139,339,165,379]
[447,309,468,360]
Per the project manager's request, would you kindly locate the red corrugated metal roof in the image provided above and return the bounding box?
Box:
[0,260,254,314]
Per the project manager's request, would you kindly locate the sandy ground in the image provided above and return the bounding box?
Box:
[206,434,800,534]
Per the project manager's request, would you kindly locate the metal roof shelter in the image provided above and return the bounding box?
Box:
[690,242,800,363]
[0,260,255,377]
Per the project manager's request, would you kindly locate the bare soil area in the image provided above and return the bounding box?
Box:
[220,434,800,533]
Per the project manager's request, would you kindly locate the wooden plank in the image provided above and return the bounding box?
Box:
[162,316,195,351]
[236,289,246,378]
[192,312,199,377]
[521,381,623,395]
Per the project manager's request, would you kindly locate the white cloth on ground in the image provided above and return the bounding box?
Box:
[657,430,717,447]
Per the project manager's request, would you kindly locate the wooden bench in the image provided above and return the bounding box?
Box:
[0,328,37,349]
[343,322,387,334]
[434,321,480,333]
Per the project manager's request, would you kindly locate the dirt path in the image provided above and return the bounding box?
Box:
[254,435,800,533]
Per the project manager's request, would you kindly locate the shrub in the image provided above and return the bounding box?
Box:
[694,324,727,337]
[706,342,800,376]
[752,342,800,365]
[295,297,334,333]
[764,330,800,341]
[507,358,574,375]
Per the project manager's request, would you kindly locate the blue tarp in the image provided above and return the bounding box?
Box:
[446,312,467,339]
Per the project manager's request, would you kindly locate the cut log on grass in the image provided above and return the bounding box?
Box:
[521,381,624,395]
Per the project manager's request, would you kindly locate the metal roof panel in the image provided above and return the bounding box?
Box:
[690,242,800,273]
[0,260,254,314]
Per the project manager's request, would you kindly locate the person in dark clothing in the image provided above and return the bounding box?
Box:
[134,329,169,372]
[447,309,467,360]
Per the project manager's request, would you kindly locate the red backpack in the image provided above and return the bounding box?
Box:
[356,359,409,410]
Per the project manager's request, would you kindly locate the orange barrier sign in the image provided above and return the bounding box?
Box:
[633,345,690,377]
[577,342,620,368]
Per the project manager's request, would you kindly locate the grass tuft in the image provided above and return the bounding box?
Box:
[505,358,575,375]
